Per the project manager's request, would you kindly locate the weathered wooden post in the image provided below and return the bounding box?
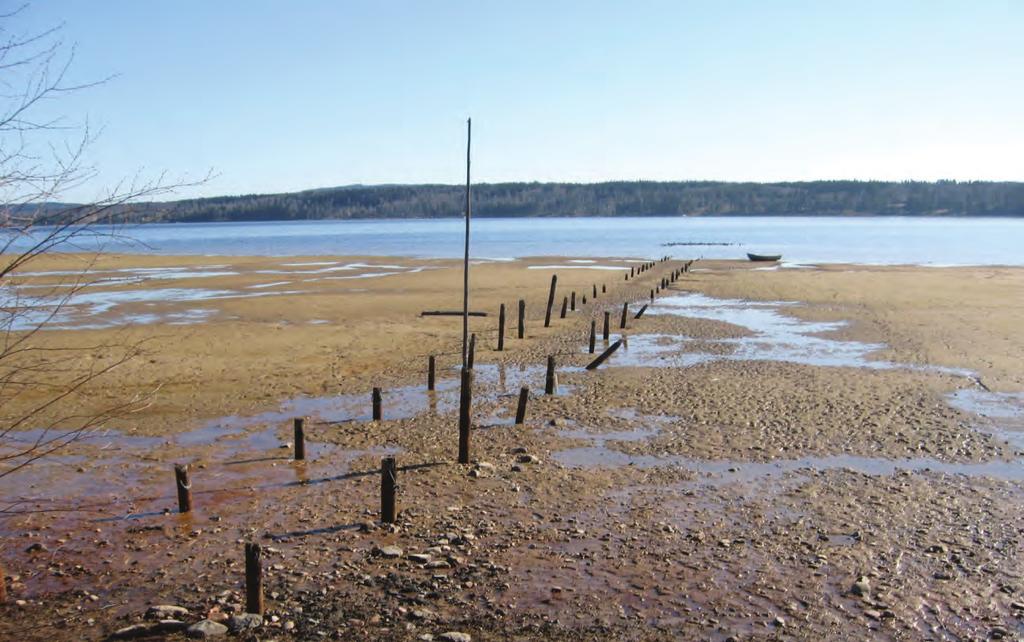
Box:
[427,355,436,391]
[497,304,506,351]
[544,274,557,327]
[603,311,610,340]
[515,386,529,425]
[381,456,397,523]
[545,356,557,395]
[586,339,623,370]
[458,367,472,464]
[570,291,576,311]
[630,267,635,277]
[634,303,649,319]
[650,288,654,301]
[372,387,383,421]
[589,319,596,353]
[582,295,587,305]
[174,464,192,514]
[620,302,628,329]
[592,284,597,299]
[559,296,568,319]
[245,542,264,615]
[602,284,606,293]
[293,417,305,461]
[468,333,476,369]
[518,299,526,338]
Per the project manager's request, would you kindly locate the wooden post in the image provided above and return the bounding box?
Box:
[544,274,557,327]
[589,319,596,354]
[518,299,526,338]
[293,417,305,461]
[498,303,506,351]
[381,456,397,523]
[592,284,597,298]
[174,464,192,514]
[468,333,476,369]
[515,386,529,425]
[602,284,606,294]
[458,367,472,464]
[634,303,649,319]
[545,356,557,395]
[630,267,635,277]
[427,355,436,391]
[570,291,576,311]
[372,387,382,421]
[603,311,610,340]
[620,302,628,329]
[650,288,654,301]
[245,542,264,615]
[582,295,587,305]
[559,296,568,319]
[586,339,623,370]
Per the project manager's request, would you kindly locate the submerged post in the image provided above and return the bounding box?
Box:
[544,274,557,327]
[245,542,264,615]
[589,319,596,354]
[381,456,397,523]
[427,355,436,391]
[174,464,192,514]
[372,387,382,421]
[545,355,557,395]
[515,386,529,425]
[518,299,526,338]
[458,367,472,464]
[497,303,506,351]
[293,417,305,461]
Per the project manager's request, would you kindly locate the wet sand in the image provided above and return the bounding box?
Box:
[1,255,1022,641]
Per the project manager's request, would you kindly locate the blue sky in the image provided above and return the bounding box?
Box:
[15,1,1024,201]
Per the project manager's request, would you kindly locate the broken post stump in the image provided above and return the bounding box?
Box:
[560,296,568,319]
[593,284,597,298]
[293,417,305,461]
[586,339,623,370]
[372,387,383,421]
[381,456,397,523]
[245,542,264,615]
[545,356,557,395]
[174,464,192,514]
[515,386,529,425]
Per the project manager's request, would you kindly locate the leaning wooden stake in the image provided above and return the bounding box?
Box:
[545,356,557,395]
[245,542,264,615]
[515,386,529,425]
[458,367,473,463]
[620,302,628,329]
[497,303,506,351]
[634,303,649,319]
[381,456,397,523]
[372,387,383,421]
[586,339,623,370]
[293,417,305,461]
[544,274,557,327]
[427,355,436,391]
[174,464,192,513]
[518,299,526,338]
[589,319,596,353]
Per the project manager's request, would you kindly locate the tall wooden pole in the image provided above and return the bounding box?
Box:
[458,118,473,464]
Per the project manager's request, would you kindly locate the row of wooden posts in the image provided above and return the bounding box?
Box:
[160,256,687,617]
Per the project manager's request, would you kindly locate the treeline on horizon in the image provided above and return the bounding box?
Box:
[102,180,1024,222]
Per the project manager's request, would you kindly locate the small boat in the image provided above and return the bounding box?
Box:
[747,253,781,262]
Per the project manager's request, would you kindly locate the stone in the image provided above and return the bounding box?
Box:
[409,553,431,564]
[409,608,436,621]
[109,624,156,639]
[185,619,228,638]
[851,577,870,598]
[516,454,539,464]
[145,605,189,619]
[377,545,404,558]
[226,613,263,633]
[439,633,471,642]
[864,609,882,621]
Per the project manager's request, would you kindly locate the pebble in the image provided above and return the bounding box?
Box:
[377,545,404,558]
[185,619,228,638]
[851,577,870,597]
[438,633,471,642]
[409,553,431,564]
[226,613,263,633]
[145,604,189,619]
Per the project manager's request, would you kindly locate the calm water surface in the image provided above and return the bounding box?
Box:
[18,216,1024,265]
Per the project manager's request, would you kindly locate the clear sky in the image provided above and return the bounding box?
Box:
[14,0,1024,201]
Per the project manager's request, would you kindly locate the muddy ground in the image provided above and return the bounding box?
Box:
[0,255,1022,641]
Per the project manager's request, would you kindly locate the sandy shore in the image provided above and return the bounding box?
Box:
[1,254,1022,641]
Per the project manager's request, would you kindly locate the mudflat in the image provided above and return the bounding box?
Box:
[1,254,1022,641]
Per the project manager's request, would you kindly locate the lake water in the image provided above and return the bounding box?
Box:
[13,216,1024,265]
